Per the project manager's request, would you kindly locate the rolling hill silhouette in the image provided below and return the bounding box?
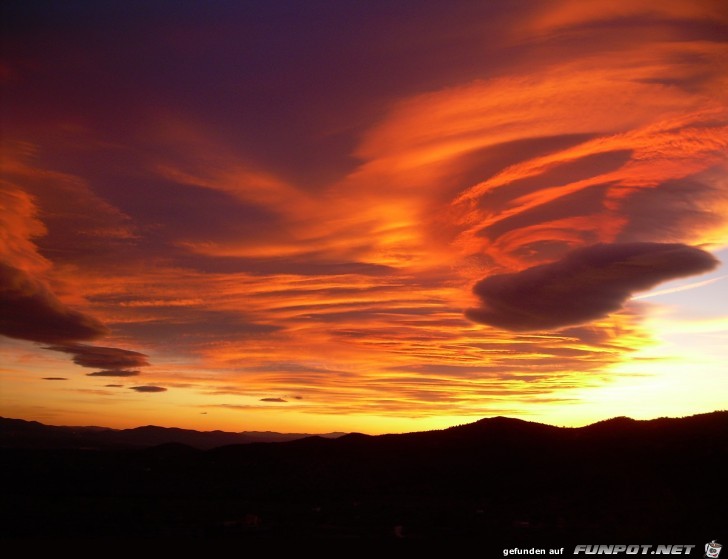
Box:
[0,416,345,449]
[1,412,726,541]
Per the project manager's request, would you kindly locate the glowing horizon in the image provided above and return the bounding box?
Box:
[1,0,727,435]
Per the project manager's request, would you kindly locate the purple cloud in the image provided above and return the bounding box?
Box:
[0,262,108,344]
[130,385,167,393]
[466,242,718,331]
[45,344,149,369]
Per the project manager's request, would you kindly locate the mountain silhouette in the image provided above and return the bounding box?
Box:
[0,416,346,450]
[1,412,726,541]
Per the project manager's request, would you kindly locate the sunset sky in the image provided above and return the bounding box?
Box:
[2,0,727,434]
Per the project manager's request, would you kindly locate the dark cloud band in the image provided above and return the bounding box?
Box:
[467,242,718,332]
[130,385,167,393]
[0,263,108,344]
[86,370,141,377]
[45,344,149,369]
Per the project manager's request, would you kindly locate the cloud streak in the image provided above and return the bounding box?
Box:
[44,344,149,369]
[86,370,141,377]
[130,386,167,393]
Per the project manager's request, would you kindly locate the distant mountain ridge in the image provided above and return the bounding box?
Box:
[0,416,347,450]
[2,411,726,450]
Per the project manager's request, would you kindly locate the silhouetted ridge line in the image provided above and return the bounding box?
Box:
[2,411,726,539]
[0,416,346,450]
[2,411,727,451]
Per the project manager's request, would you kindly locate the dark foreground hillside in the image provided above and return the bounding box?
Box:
[1,412,726,542]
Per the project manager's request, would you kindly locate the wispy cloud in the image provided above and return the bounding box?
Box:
[632,274,728,300]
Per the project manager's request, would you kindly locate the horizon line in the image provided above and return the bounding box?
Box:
[4,409,726,438]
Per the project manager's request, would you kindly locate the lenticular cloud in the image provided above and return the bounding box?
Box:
[466,242,718,331]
